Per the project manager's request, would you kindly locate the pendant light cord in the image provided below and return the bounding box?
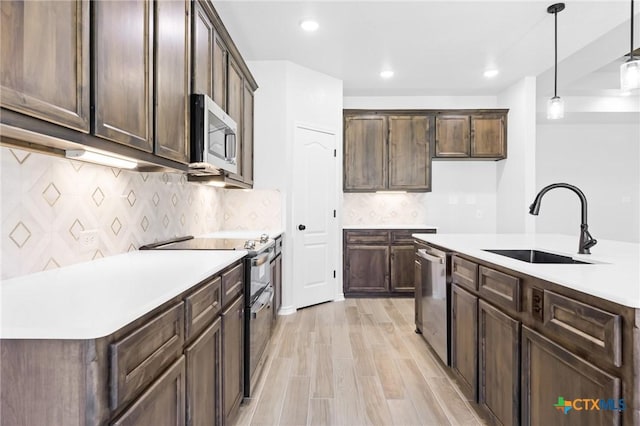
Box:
[554,9,558,97]
[631,0,635,61]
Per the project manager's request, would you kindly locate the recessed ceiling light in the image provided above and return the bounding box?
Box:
[300,20,319,32]
[483,69,499,78]
[380,70,394,79]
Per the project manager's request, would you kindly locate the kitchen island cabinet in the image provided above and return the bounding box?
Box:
[414,233,639,425]
[0,251,246,426]
[451,284,478,401]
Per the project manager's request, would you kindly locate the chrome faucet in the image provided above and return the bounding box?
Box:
[529,183,597,254]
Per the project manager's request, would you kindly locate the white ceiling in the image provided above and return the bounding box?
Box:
[214,0,637,97]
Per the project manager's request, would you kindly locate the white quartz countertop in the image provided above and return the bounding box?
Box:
[344,224,438,230]
[0,250,246,339]
[413,233,640,308]
[198,229,284,239]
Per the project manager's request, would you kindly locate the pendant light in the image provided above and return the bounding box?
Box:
[621,0,640,91]
[547,3,565,120]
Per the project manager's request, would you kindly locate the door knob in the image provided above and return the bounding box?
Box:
[298,224,306,230]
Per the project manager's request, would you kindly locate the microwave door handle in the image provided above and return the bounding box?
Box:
[226,134,236,164]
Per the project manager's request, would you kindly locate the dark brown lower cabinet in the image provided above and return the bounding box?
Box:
[451,284,478,400]
[521,326,621,426]
[112,356,186,426]
[343,229,436,296]
[222,295,244,424]
[478,300,520,426]
[185,319,222,426]
[344,245,390,293]
[390,245,415,293]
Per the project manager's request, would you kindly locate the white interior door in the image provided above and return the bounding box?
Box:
[292,125,337,309]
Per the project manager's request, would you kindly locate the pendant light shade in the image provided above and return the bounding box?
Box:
[547,3,565,120]
[547,96,565,120]
[620,0,640,91]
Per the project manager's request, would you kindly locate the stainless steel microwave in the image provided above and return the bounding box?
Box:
[190,94,237,175]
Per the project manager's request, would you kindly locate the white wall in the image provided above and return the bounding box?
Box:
[250,61,289,191]
[344,96,498,110]
[536,123,640,243]
[496,77,537,233]
[247,60,343,313]
[343,95,499,233]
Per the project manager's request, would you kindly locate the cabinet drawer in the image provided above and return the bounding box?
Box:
[111,356,186,426]
[452,256,478,292]
[345,230,389,244]
[391,229,436,244]
[185,277,222,341]
[222,262,244,307]
[110,302,184,410]
[478,266,521,312]
[543,291,621,367]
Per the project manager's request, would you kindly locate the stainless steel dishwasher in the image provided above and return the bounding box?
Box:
[416,245,450,365]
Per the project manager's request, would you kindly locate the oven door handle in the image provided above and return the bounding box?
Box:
[417,249,445,264]
[252,250,272,267]
[251,288,274,319]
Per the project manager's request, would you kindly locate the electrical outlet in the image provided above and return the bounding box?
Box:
[79,230,99,250]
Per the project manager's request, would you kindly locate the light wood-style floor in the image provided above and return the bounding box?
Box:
[234,298,486,426]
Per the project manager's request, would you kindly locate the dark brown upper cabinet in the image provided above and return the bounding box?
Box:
[95,0,190,163]
[343,112,432,192]
[225,56,244,179]
[0,0,91,133]
[192,0,214,98]
[344,114,387,191]
[242,81,254,185]
[192,0,227,110]
[1,0,257,176]
[155,0,190,163]
[471,114,506,158]
[213,32,228,111]
[388,115,432,191]
[435,111,507,160]
[94,0,154,152]
[188,0,256,188]
[435,115,469,157]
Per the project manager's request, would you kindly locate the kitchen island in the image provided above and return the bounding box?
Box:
[413,233,640,426]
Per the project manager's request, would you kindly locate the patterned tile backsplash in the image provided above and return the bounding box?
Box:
[343,193,428,225]
[222,188,282,231]
[1,147,224,279]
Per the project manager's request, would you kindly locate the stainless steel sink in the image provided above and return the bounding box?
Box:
[483,249,592,264]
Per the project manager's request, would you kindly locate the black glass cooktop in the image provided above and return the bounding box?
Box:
[139,236,273,255]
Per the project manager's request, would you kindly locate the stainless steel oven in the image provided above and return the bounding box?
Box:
[139,235,275,398]
[416,245,450,365]
[245,246,274,397]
